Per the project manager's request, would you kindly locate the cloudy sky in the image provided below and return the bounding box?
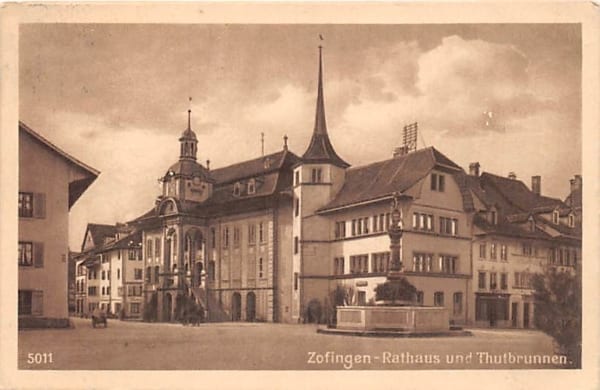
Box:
[19,24,581,249]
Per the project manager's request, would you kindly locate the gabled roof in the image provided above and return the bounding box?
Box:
[19,121,100,208]
[319,146,461,212]
[84,223,117,251]
[300,48,349,168]
[100,230,143,251]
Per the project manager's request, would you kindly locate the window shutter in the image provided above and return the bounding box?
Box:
[33,242,44,268]
[32,290,44,316]
[33,193,46,219]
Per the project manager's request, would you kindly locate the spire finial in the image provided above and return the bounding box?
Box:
[261,132,265,156]
[187,97,192,130]
[206,159,210,170]
[283,134,288,151]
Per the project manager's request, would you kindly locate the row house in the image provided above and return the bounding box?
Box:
[74,223,143,318]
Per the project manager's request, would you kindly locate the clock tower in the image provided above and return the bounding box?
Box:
[162,110,214,203]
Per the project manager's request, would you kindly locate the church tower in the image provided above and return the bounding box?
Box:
[162,110,214,203]
[290,45,349,321]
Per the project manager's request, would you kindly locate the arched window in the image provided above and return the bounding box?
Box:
[233,182,242,196]
[248,179,256,195]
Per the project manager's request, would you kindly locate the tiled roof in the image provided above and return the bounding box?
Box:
[101,230,142,251]
[564,187,582,209]
[319,147,461,212]
[210,150,299,184]
[473,214,550,240]
[480,172,565,212]
[86,223,117,248]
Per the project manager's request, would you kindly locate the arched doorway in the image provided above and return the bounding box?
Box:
[164,292,172,322]
[231,292,242,321]
[246,292,256,322]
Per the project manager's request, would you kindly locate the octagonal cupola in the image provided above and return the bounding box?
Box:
[179,109,198,161]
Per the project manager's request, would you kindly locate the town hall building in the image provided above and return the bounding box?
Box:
[74,48,581,328]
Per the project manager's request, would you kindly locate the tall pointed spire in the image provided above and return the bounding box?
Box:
[314,45,327,135]
[301,44,349,168]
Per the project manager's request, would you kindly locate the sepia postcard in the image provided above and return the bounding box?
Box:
[0,2,598,389]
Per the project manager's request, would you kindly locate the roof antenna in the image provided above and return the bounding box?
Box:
[261,132,265,156]
[283,134,288,151]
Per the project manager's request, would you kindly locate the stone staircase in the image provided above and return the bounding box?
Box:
[190,286,230,322]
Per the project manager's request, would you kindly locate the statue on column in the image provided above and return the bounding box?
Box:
[388,191,404,277]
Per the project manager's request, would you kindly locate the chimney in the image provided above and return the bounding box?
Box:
[393,146,409,158]
[570,174,582,192]
[531,175,541,195]
[508,172,517,180]
[469,162,480,176]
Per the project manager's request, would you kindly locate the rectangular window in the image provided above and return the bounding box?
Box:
[18,192,34,217]
[128,249,136,260]
[18,242,33,266]
[311,168,322,183]
[259,222,265,243]
[416,291,424,305]
[334,221,346,239]
[522,243,532,256]
[490,244,497,260]
[154,266,160,283]
[478,271,486,289]
[500,245,507,261]
[514,272,520,288]
[211,228,216,249]
[295,171,300,185]
[154,238,161,258]
[412,252,433,273]
[248,224,256,246]
[430,174,445,192]
[18,290,33,315]
[479,243,487,259]
[294,272,299,290]
[233,227,240,248]
[439,255,458,274]
[413,213,434,231]
[223,227,229,248]
[434,292,444,307]
[351,219,356,236]
[500,273,508,290]
[134,268,143,280]
[294,236,299,254]
[349,254,369,274]
[294,198,300,217]
[101,270,106,280]
[373,215,379,232]
[258,258,264,279]
[146,239,153,259]
[379,214,385,232]
[130,303,140,314]
[490,272,497,290]
[146,266,152,282]
[88,286,97,296]
[334,257,345,275]
[453,292,463,315]
[363,217,369,234]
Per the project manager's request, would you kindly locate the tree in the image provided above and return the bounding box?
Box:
[374,277,417,304]
[531,268,581,368]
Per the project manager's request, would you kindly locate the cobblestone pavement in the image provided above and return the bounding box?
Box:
[18,317,568,370]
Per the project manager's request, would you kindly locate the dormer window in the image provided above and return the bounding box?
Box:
[490,210,497,225]
[568,213,575,228]
[233,182,242,197]
[248,179,256,195]
[552,209,559,224]
[529,218,535,232]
